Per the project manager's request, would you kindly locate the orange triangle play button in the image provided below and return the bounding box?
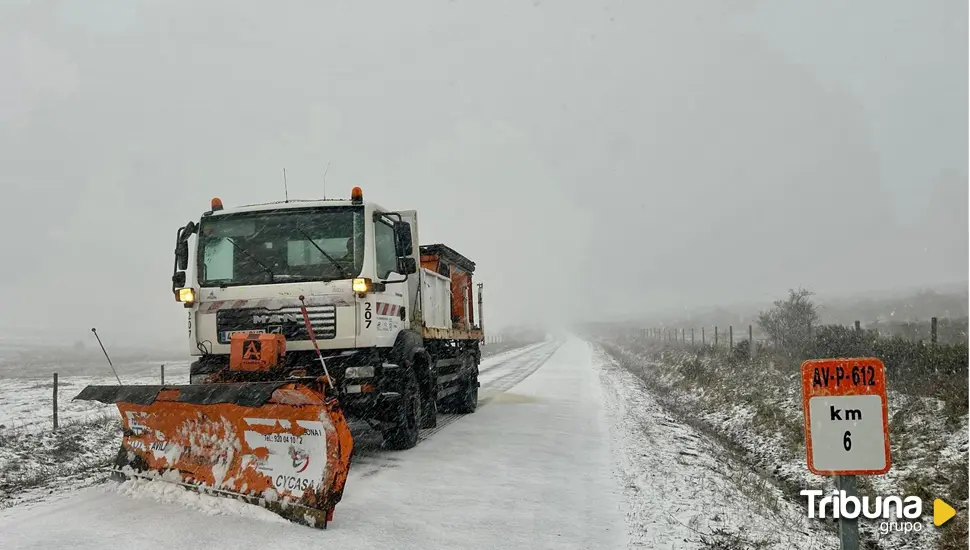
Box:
[934,499,956,526]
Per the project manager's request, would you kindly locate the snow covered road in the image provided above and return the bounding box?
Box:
[1,338,628,549]
[1,337,836,549]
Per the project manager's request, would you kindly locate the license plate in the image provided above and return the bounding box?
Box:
[221,329,265,341]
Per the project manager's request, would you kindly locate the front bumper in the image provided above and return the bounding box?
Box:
[189,351,402,420]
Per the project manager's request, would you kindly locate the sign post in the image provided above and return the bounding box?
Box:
[801,358,891,550]
[835,474,860,549]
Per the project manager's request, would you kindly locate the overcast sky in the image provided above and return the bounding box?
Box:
[0,0,966,349]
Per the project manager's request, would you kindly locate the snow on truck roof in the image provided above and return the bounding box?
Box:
[420,243,476,273]
[207,187,382,214]
[205,198,382,215]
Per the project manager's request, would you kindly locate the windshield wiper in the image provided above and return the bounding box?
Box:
[224,236,274,281]
[294,226,350,279]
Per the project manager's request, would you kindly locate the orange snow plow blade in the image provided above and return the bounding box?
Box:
[74,379,353,529]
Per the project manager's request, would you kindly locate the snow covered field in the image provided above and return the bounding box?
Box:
[0,340,545,432]
[0,362,191,431]
[1,337,846,548]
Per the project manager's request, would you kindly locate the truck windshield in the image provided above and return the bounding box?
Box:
[197,206,364,287]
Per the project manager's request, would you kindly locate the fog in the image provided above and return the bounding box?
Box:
[0,1,966,350]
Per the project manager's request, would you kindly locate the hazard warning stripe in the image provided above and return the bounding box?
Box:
[197,295,354,314]
[374,302,400,316]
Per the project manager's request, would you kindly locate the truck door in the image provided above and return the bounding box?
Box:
[371,214,408,346]
[397,210,420,325]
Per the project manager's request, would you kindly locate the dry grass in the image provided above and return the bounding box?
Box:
[598,341,838,542]
[0,414,119,503]
[696,526,774,549]
[936,513,968,550]
[595,332,968,550]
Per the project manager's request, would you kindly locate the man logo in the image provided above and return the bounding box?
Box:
[253,313,301,324]
[243,340,261,360]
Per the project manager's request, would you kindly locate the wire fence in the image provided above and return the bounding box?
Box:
[626,315,967,349]
[609,316,969,393]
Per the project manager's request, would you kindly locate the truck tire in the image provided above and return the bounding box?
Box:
[450,353,479,414]
[389,331,437,429]
[382,370,421,450]
[189,358,222,385]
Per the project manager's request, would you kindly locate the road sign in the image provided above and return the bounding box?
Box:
[801,358,891,476]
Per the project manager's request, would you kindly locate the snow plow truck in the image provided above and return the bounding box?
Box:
[75,187,485,528]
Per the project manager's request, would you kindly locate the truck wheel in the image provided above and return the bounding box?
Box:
[189,359,221,385]
[383,371,421,450]
[452,354,479,414]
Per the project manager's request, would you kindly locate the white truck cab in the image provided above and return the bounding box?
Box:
[170,187,483,450]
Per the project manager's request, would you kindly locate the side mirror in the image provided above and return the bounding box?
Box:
[182,221,197,239]
[393,221,413,256]
[397,257,417,275]
[175,241,189,271]
[172,271,187,288]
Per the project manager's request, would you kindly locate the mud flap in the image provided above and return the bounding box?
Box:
[76,382,353,529]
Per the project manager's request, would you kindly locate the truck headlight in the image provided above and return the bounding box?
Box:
[344,366,375,378]
[178,288,196,305]
[352,278,371,293]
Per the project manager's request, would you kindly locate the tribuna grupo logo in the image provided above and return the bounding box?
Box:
[802,490,924,533]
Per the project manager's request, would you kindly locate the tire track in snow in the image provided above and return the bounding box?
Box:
[476,341,563,401]
[477,341,550,376]
[349,341,562,478]
[419,340,563,440]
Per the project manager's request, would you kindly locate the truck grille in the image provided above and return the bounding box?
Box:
[215,305,337,344]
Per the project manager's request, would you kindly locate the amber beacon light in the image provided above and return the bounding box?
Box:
[351,187,363,204]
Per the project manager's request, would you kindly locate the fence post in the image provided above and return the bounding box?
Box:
[681,328,685,343]
[714,326,718,347]
[691,328,695,346]
[161,364,165,385]
[702,327,705,345]
[749,324,754,358]
[53,372,58,431]
[854,320,861,332]
[931,317,938,345]
[729,325,733,349]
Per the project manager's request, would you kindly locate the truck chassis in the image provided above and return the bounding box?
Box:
[189,328,481,450]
